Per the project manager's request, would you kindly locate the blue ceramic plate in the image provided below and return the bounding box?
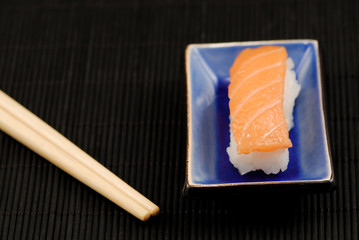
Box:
[183,40,334,198]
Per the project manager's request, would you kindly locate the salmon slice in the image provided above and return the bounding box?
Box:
[228,46,292,154]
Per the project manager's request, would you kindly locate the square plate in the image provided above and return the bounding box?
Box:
[183,40,334,198]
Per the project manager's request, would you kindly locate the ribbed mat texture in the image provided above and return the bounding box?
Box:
[1,0,358,239]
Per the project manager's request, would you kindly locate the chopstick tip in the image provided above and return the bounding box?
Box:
[150,206,160,216]
[141,211,151,221]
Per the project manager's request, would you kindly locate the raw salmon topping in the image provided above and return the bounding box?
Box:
[228,46,292,154]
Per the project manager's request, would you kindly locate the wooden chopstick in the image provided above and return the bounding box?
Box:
[0,90,159,221]
[0,90,159,216]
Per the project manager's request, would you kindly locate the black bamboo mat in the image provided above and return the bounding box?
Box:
[1,0,358,239]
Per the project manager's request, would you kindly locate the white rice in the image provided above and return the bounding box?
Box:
[226,58,301,175]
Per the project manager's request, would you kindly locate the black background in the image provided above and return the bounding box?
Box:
[1,0,358,239]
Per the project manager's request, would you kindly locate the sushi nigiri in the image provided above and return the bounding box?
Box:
[226,46,300,175]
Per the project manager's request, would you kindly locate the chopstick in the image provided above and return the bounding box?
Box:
[0,90,159,221]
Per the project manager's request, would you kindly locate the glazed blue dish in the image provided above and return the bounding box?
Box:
[183,40,334,198]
